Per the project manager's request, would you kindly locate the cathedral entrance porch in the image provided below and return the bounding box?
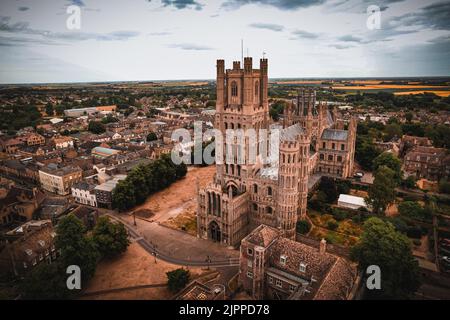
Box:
[209,221,221,242]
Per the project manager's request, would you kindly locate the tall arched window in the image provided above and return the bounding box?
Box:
[255,81,259,97]
[231,81,238,97]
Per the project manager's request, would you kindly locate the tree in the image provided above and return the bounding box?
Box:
[93,216,130,259]
[45,103,54,116]
[112,180,136,211]
[55,214,99,281]
[439,179,450,194]
[372,152,402,180]
[146,132,158,142]
[20,263,71,300]
[166,268,190,293]
[402,175,417,189]
[351,217,420,299]
[318,177,339,203]
[88,121,106,134]
[398,201,427,221]
[269,100,285,121]
[366,166,398,215]
[355,136,382,171]
[384,123,402,141]
[296,220,311,234]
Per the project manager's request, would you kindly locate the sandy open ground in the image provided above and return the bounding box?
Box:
[82,243,206,300]
[131,166,215,233]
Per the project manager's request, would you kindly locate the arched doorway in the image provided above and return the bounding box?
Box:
[209,221,221,242]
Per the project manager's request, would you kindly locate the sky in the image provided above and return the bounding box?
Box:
[0,0,449,83]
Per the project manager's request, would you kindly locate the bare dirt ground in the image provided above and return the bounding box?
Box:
[131,166,215,233]
[82,243,207,300]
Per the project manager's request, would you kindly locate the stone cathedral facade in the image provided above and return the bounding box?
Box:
[197,57,357,247]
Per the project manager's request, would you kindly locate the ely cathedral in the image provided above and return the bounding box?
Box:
[197,57,357,247]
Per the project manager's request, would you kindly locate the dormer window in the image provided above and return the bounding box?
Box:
[280,255,287,266]
[299,263,307,273]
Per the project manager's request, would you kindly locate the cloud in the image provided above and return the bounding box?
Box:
[161,0,204,10]
[168,43,214,50]
[386,1,450,31]
[249,23,284,32]
[0,35,60,47]
[338,34,365,43]
[329,43,353,49]
[291,29,320,39]
[0,16,139,45]
[18,7,30,12]
[68,0,85,6]
[148,31,172,36]
[325,0,405,13]
[222,0,325,11]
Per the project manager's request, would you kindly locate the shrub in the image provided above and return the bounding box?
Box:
[327,220,339,230]
[296,220,311,235]
[332,208,348,221]
[167,268,190,293]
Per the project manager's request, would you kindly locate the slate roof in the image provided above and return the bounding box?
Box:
[321,129,348,141]
[280,124,304,142]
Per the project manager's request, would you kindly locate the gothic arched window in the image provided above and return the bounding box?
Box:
[255,81,259,97]
[231,81,238,97]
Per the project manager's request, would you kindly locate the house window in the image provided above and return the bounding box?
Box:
[266,207,273,214]
[247,248,253,256]
[337,156,342,162]
[299,263,307,273]
[255,81,259,97]
[247,271,253,279]
[231,81,238,97]
[332,143,335,149]
[280,255,287,266]
[322,142,326,149]
[328,155,333,161]
[341,144,345,151]
[320,154,324,160]
[289,284,296,292]
[276,279,282,288]
[268,276,273,284]
[253,203,258,211]
[253,184,258,193]
[267,186,272,196]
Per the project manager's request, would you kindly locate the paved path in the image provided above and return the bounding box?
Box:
[106,213,239,267]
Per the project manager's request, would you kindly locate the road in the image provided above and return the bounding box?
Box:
[106,213,239,268]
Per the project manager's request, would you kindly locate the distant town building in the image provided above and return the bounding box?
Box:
[71,181,97,207]
[403,146,450,181]
[94,175,126,209]
[38,164,83,195]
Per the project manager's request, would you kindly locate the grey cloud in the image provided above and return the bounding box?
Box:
[325,0,405,13]
[168,43,214,50]
[329,43,353,49]
[338,34,365,43]
[161,0,204,10]
[249,23,284,32]
[291,29,320,39]
[18,7,30,12]
[0,35,60,47]
[386,1,450,31]
[148,31,172,36]
[0,16,139,45]
[222,0,325,10]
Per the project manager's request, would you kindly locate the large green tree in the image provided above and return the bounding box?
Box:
[20,263,71,300]
[351,217,420,299]
[88,120,106,134]
[93,216,130,259]
[367,166,398,215]
[166,268,190,293]
[55,214,99,281]
[372,152,402,182]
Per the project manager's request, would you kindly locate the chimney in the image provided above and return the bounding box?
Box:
[319,238,327,254]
